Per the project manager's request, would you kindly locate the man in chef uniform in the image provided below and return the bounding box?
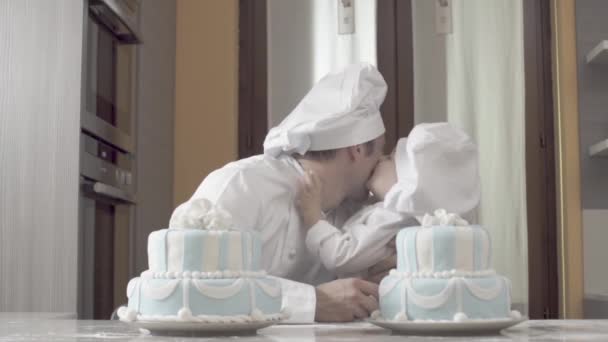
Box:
[170,63,390,322]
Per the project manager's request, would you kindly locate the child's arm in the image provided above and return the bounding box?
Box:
[295,170,323,230]
[295,170,414,276]
[306,204,414,276]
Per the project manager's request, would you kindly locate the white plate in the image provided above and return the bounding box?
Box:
[131,320,278,336]
[368,317,526,335]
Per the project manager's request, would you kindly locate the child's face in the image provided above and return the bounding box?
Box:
[366,149,398,200]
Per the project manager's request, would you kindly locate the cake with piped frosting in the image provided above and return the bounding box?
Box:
[117,199,287,323]
[375,210,521,322]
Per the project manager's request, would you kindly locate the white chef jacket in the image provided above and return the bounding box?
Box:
[185,154,363,323]
[305,202,418,278]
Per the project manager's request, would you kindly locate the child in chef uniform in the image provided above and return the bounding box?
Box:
[296,122,481,279]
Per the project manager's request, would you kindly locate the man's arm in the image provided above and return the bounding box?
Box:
[189,165,381,322]
[295,172,397,276]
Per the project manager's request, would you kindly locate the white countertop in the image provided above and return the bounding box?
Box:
[3,315,608,341]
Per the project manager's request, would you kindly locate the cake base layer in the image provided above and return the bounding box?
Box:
[119,276,282,322]
[379,273,511,321]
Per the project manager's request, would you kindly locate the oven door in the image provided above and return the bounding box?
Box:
[83,0,140,153]
[79,179,134,320]
[78,132,135,319]
[79,0,140,320]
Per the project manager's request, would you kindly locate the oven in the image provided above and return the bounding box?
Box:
[78,0,141,320]
[82,0,139,150]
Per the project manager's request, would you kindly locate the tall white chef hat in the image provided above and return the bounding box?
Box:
[263,62,387,157]
[384,122,481,216]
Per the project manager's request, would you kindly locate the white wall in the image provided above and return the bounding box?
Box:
[573,1,608,312]
[134,0,176,276]
[267,0,377,127]
[268,0,446,128]
[267,0,316,127]
[412,0,448,124]
[0,0,83,313]
[583,210,608,296]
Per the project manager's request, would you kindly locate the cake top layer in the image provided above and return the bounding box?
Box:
[419,209,469,227]
[395,209,490,273]
[169,198,235,231]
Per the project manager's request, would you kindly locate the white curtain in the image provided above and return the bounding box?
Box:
[445,0,528,307]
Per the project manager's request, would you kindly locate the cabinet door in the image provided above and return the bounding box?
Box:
[0,0,83,314]
[377,0,414,152]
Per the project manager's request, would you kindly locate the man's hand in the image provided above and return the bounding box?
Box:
[366,253,396,284]
[315,278,379,322]
[295,170,323,229]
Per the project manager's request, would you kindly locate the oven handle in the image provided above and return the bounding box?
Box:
[89,0,142,44]
[81,180,135,204]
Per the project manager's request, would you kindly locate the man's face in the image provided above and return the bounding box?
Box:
[367,150,397,200]
[348,134,386,201]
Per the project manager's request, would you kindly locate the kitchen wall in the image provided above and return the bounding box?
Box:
[574,0,608,303]
[173,0,238,206]
[412,0,448,124]
[0,0,83,314]
[583,210,608,295]
[267,0,316,127]
[132,0,177,275]
[0,0,238,313]
[272,0,450,126]
[267,0,377,127]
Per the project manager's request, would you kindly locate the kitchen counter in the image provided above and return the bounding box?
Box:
[3,316,608,341]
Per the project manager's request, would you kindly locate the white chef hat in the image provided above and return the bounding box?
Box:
[383,122,481,216]
[263,62,387,157]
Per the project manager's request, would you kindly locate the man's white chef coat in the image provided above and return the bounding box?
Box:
[185,154,362,322]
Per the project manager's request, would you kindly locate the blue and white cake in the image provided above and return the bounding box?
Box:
[118,199,286,323]
[376,210,521,322]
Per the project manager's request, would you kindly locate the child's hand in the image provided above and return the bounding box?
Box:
[296,170,323,229]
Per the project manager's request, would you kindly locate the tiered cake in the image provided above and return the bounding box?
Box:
[117,199,285,323]
[377,210,520,322]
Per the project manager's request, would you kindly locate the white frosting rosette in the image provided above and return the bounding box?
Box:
[420,209,469,227]
[169,198,235,230]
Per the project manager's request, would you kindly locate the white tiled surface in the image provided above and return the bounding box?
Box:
[3,317,608,341]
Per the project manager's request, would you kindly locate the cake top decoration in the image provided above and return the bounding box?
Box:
[169,198,234,230]
[420,209,469,227]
